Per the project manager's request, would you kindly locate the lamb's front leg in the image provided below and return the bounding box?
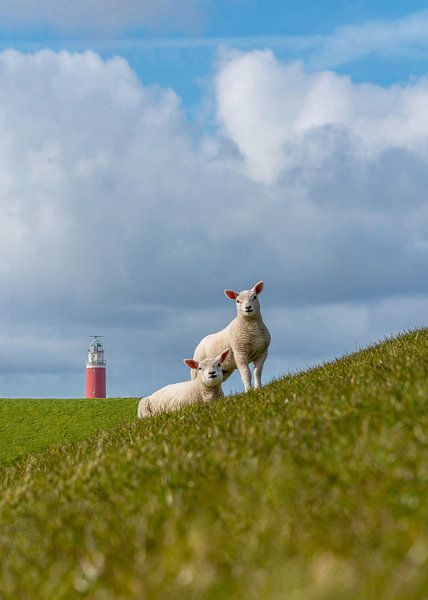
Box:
[253,350,268,389]
[234,352,252,391]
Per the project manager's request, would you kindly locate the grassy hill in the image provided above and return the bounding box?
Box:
[0,398,137,465]
[1,330,428,599]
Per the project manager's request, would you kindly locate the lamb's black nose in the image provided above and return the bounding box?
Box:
[208,370,216,376]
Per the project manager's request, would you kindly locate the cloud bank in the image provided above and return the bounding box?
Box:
[216,49,428,183]
[0,48,426,396]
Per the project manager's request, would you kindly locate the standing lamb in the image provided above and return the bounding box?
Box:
[137,349,230,418]
[192,281,271,392]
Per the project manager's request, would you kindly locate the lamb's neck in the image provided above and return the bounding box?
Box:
[236,311,264,329]
[195,379,224,401]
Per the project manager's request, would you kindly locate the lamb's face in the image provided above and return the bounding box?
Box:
[197,357,224,387]
[224,281,264,318]
[234,289,260,318]
[183,349,230,387]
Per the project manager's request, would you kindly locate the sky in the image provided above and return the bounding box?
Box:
[0,0,427,397]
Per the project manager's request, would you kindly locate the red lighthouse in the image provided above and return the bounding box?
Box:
[86,336,106,398]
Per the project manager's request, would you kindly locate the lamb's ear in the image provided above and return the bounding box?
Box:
[224,289,238,300]
[252,281,264,295]
[218,348,230,364]
[183,358,199,369]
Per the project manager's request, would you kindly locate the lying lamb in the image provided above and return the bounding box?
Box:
[192,281,271,392]
[137,349,230,418]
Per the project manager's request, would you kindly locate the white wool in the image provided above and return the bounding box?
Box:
[137,349,229,418]
[192,281,271,392]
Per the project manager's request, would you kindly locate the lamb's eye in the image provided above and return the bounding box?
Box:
[218,364,221,368]
[253,296,257,300]
[236,300,241,303]
[198,367,202,370]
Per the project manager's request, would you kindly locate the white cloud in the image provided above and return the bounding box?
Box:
[0,49,426,396]
[215,49,428,183]
[0,0,206,33]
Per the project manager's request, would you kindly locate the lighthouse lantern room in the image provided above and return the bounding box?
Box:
[86,336,106,398]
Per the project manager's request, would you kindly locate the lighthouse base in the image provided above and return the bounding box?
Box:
[86,366,106,398]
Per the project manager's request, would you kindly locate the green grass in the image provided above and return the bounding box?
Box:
[0,398,137,465]
[1,330,428,599]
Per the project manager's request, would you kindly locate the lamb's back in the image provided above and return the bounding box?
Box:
[193,322,236,373]
[138,381,197,417]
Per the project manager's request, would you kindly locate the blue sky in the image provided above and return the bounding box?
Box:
[3,2,428,111]
[0,1,427,397]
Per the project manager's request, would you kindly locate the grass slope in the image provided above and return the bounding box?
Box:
[1,330,428,599]
[0,398,137,465]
